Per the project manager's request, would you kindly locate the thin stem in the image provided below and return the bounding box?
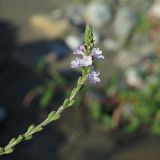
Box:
[0,71,89,155]
[0,24,94,156]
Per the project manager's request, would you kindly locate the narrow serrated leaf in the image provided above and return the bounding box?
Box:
[25,135,32,140]
[47,111,56,120]
[71,88,76,97]
[50,113,60,121]
[8,138,16,145]
[77,77,82,85]
[27,125,35,134]
[0,147,4,153]
[4,148,14,154]
[34,126,43,133]
[16,135,23,143]
[63,98,69,106]
[39,88,54,109]
[67,99,76,107]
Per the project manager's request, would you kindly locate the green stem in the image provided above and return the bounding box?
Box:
[0,69,89,155]
[0,24,94,156]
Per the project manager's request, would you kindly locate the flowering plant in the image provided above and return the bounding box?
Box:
[0,25,104,155]
[71,43,104,84]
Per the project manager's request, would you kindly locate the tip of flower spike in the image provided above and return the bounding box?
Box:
[84,24,94,52]
[86,24,91,32]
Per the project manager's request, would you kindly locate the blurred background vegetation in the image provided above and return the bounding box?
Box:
[0,0,160,160]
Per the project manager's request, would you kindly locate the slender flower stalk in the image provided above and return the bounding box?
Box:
[0,24,103,155]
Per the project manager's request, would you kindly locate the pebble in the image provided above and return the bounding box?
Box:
[148,0,160,18]
[67,5,85,25]
[103,38,119,51]
[65,35,81,50]
[127,0,152,12]
[125,67,143,88]
[84,1,112,28]
[30,14,71,39]
[113,7,137,43]
[115,50,139,69]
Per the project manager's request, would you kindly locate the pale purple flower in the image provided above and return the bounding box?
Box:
[70,58,80,68]
[91,48,104,59]
[79,55,92,67]
[71,44,103,84]
[71,55,92,68]
[87,71,100,84]
[73,44,85,55]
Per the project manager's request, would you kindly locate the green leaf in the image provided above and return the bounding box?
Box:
[102,115,112,128]
[8,138,16,145]
[26,125,35,134]
[54,74,66,86]
[135,14,151,33]
[0,147,4,154]
[67,99,76,107]
[47,111,60,121]
[82,69,86,76]
[70,88,76,98]
[52,113,60,121]
[151,119,160,134]
[34,126,43,133]
[39,88,54,109]
[77,77,82,85]
[25,135,32,140]
[63,98,69,106]
[90,101,101,120]
[16,135,23,143]
[47,111,56,119]
[36,58,47,72]
[4,148,14,154]
[125,118,140,132]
